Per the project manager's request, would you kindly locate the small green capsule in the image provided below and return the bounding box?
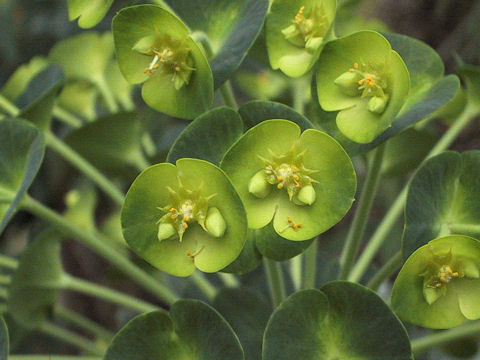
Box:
[334,71,362,96]
[305,36,323,53]
[423,286,442,306]
[248,170,271,198]
[132,35,157,55]
[295,184,316,205]
[205,207,227,238]
[367,96,388,114]
[157,222,176,242]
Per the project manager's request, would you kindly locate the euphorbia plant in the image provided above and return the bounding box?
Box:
[0,1,479,359]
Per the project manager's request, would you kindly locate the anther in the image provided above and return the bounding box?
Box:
[184,216,190,222]
[354,62,359,68]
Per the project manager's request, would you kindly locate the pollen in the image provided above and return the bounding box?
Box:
[184,216,190,222]
[169,208,176,212]
[354,62,359,68]
[288,217,293,223]
[280,217,303,232]
[186,250,192,256]
[170,214,176,220]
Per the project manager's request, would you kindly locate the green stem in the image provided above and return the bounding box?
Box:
[348,107,477,283]
[303,240,317,289]
[217,272,240,288]
[339,144,386,280]
[0,253,18,269]
[190,31,238,110]
[411,320,480,355]
[20,195,178,305]
[53,106,83,128]
[94,78,118,113]
[190,271,217,301]
[289,255,303,291]
[263,258,286,307]
[0,94,20,116]
[63,275,158,313]
[55,306,114,340]
[39,322,103,356]
[219,81,238,110]
[449,223,480,233]
[366,251,403,291]
[45,132,125,206]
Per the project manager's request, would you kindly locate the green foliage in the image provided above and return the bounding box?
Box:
[0,120,45,235]
[104,300,244,360]
[0,317,7,360]
[403,151,480,259]
[263,281,413,360]
[67,0,114,29]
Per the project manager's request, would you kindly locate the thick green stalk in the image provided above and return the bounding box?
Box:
[94,78,119,113]
[219,81,238,110]
[264,258,286,307]
[302,240,317,289]
[0,254,18,269]
[366,251,403,291]
[449,223,480,233]
[45,132,125,206]
[0,94,20,116]
[190,271,217,301]
[52,106,83,128]
[348,107,477,282]
[217,272,240,288]
[412,320,480,355]
[20,195,178,305]
[289,255,303,291]
[39,322,103,356]
[339,144,386,280]
[55,306,114,340]
[63,275,159,313]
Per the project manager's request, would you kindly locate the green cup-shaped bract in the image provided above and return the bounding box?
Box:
[67,0,114,29]
[392,235,480,329]
[316,31,410,144]
[112,5,213,119]
[267,0,336,77]
[263,281,413,360]
[104,300,244,360]
[221,120,356,241]
[121,158,247,277]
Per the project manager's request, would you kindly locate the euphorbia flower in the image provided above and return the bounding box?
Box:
[392,235,480,329]
[316,31,410,144]
[266,0,336,77]
[221,120,356,241]
[121,159,247,277]
[112,5,213,119]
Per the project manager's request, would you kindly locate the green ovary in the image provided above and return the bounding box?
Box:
[420,250,480,305]
[133,34,196,90]
[281,4,328,53]
[156,183,226,247]
[248,146,318,206]
[334,62,390,114]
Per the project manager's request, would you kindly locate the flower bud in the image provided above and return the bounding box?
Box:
[157,223,176,242]
[334,71,362,96]
[248,170,271,198]
[367,96,388,114]
[205,207,227,238]
[295,184,316,205]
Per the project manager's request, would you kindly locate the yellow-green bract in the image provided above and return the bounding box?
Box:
[316,31,410,144]
[392,235,480,329]
[112,5,213,119]
[221,119,356,241]
[121,158,247,277]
